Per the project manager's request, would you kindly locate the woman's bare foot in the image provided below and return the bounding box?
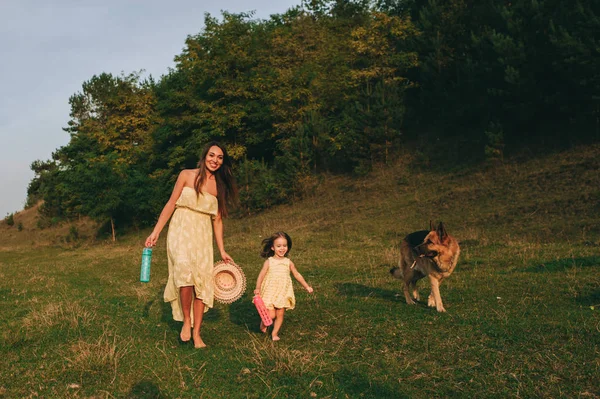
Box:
[272,335,280,341]
[180,320,192,342]
[260,322,267,333]
[193,335,207,348]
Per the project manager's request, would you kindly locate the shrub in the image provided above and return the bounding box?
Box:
[235,159,291,213]
[68,226,79,241]
[484,122,505,162]
[36,217,52,230]
[4,213,14,226]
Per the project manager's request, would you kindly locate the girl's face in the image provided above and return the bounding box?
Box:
[205,146,224,173]
[271,236,288,258]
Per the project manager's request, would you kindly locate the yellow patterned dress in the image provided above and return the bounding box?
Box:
[163,187,218,323]
[260,256,296,310]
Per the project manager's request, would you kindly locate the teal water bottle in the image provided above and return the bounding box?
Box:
[140,247,152,283]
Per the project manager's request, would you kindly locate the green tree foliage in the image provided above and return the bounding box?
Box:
[27,159,63,212]
[150,2,418,208]
[489,0,600,140]
[28,72,156,239]
[27,0,599,228]
[404,0,599,151]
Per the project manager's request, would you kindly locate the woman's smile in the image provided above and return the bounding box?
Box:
[205,146,224,172]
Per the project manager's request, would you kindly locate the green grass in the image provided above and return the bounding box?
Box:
[1,144,600,398]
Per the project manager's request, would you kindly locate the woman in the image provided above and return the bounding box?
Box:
[145,142,238,348]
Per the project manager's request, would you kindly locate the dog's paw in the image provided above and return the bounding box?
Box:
[427,296,436,307]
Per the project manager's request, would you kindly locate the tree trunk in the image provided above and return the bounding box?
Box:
[110,216,116,242]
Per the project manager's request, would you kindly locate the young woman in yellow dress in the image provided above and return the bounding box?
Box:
[145,142,238,348]
[254,232,313,341]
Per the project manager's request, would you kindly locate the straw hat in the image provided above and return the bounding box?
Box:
[213,261,247,304]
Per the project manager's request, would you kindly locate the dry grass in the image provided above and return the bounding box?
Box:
[22,301,96,331]
[234,332,324,377]
[0,202,99,249]
[65,328,133,384]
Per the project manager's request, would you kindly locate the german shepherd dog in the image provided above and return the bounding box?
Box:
[390,222,460,312]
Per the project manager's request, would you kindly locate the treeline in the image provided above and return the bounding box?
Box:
[27,0,599,237]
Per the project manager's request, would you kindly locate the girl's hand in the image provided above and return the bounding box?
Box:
[221,251,234,264]
[253,289,260,295]
[306,286,314,293]
[145,232,159,247]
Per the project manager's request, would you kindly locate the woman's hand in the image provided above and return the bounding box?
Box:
[145,232,159,247]
[253,289,260,295]
[306,286,314,293]
[220,251,234,264]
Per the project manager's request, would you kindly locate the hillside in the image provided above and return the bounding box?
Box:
[1,144,599,398]
[0,202,99,250]
[3,143,599,250]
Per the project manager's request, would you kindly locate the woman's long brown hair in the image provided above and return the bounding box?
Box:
[194,141,238,217]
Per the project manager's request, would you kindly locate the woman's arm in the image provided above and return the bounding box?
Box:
[254,260,270,295]
[290,261,313,293]
[212,212,233,263]
[144,171,186,247]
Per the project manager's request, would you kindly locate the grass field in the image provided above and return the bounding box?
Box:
[1,144,599,398]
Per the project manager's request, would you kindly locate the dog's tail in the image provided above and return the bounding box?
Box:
[390,267,403,279]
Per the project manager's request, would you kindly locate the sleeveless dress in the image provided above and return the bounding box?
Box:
[163,186,218,323]
[259,256,296,310]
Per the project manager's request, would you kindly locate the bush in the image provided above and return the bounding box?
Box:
[484,122,505,163]
[68,226,79,241]
[4,213,14,226]
[36,217,52,230]
[17,222,23,231]
[235,159,291,213]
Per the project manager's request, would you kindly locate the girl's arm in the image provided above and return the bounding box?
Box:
[289,261,313,293]
[254,260,270,295]
[145,171,187,247]
[212,212,233,263]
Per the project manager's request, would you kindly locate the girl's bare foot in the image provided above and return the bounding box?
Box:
[260,322,267,333]
[193,335,207,348]
[180,320,192,342]
[272,335,280,341]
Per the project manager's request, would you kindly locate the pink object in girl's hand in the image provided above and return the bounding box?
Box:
[253,295,272,327]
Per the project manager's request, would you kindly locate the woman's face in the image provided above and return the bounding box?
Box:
[205,146,224,173]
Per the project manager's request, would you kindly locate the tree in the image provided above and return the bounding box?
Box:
[32,72,157,239]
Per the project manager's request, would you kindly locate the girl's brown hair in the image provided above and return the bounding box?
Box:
[260,232,292,258]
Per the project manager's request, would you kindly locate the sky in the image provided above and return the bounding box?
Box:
[0,0,301,218]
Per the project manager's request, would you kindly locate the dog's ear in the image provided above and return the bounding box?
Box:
[429,220,434,231]
[437,222,448,242]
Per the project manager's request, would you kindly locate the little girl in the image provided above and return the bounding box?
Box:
[254,231,313,341]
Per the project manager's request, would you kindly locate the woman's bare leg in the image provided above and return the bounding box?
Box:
[192,298,206,348]
[179,286,194,342]
[271,308,285,341]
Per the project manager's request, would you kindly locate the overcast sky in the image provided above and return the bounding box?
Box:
[0,0,301,218]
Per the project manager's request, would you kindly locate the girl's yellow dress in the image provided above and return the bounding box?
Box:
[163,187,217,324]
[260,256,296,310]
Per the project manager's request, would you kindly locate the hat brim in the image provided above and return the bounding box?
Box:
[213,261,247,304]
